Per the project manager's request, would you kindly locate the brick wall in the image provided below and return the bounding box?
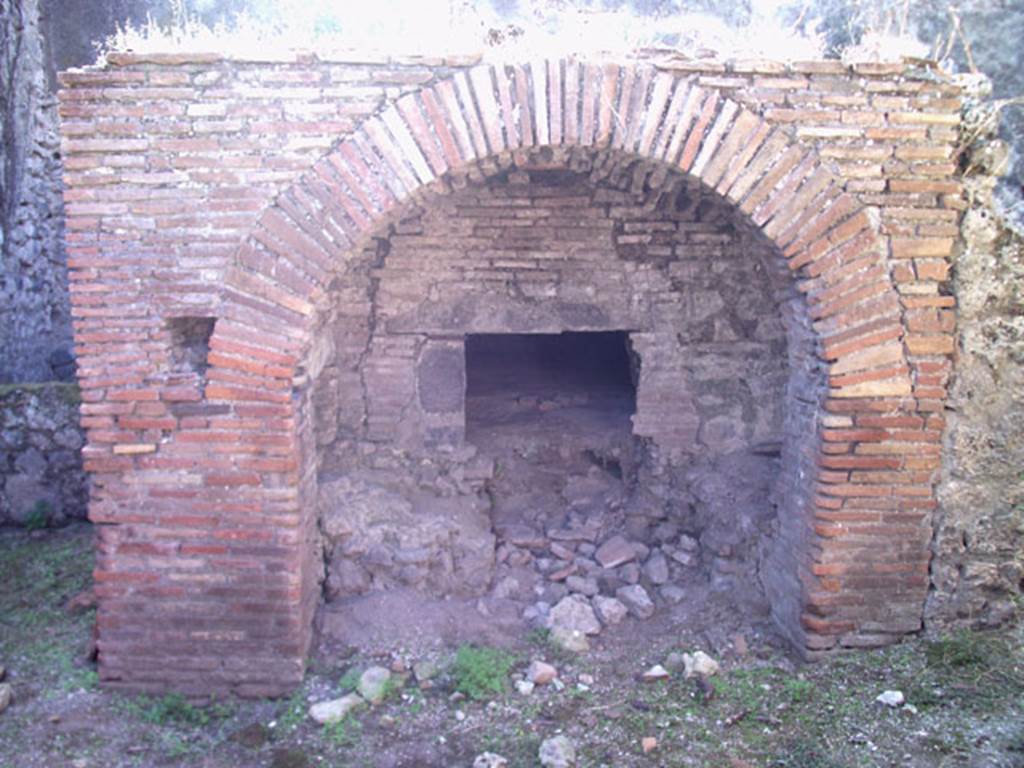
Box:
[316,160,788,459]
[58,53,961,695]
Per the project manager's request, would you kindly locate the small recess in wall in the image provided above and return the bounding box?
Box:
[167,317,216,376]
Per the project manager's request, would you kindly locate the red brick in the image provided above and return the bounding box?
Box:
[204,385,290,404]
[820,455,903,470]
[906,335,955,355]
[890,179,960,194]
[59,57,960,698]
[801,615,855,634]
[855,415,923,429]
[204,473,261,487]
[161,386,202,402]
[107,388,161,402]
[818,483,895,498]
[891,237,955,258]
[119,417,176,430]
[678,91,720,172]
[822,429,888,442]
[914,259,951,281]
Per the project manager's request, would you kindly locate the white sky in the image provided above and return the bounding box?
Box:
[109,0,932,62]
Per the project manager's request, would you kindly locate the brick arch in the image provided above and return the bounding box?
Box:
[218,61,909,398]
[139,60,927,696]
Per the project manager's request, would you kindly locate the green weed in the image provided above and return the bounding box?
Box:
[161,731,194,759]
[771,737,846,768]
[57,651,98,693]
[525,627,550,647]
[924,630,995,671]
[337,666,361,694]
[378,673,404,702]
[404,686,425,715]
[783,677,815,704]
[120,693,221,728]
[276,689,307,734]
[452,645,514,701]
[23,500,52,531]
[322,714,362,748]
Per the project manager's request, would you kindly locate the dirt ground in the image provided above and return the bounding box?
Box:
[1,523,1022,768]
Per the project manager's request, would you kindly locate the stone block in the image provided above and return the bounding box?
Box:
[417,341,465,414]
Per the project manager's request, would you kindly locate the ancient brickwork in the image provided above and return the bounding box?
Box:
[308,158,793,608]
[58,54,962,696]
[316,162,787,460]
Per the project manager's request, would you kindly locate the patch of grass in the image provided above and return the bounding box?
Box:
[782,676,815,705]
[160,731,195,759]
[26,641,98,694]
[0,530,95,694]
[322,714,362,748]
[118,693,227,728]
[477,728,541,765]
[337,666,361,694]
[770,737,847,768]
[1006,725,1024,755]
[525,627,550,647]
[924,630,995,670]
[276,688,307,734]
[921,730,971,757]
[23,500,52,531]
[404,686,425,715]
[378,673,404,702]
[452,645,514,701]
[0,534,92,601]
[907,629,1024,712]
[715,666,786,712]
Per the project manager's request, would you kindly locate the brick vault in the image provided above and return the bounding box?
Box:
[59,53,961,696]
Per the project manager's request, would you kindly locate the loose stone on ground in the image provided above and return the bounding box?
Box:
[641,664,670,681]
[876,690,905,708]
[308,693,364,725]
[539,734,577,768]
[547,595,601,636]
[358,666,393,704]
[683,651,720,678]
[528,660,558,685]
[594,536,637,569]
[473,753,509,768]
[615,585,655,619]
[593,595,628,626]
[550,628,590,653]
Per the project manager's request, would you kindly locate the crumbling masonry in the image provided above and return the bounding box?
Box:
[59,53,966,696]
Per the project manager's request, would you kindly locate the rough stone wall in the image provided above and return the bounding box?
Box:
[0,0,72,382]
[0,383,87,525]
[58,55,963,695]
[930,79,1024,629]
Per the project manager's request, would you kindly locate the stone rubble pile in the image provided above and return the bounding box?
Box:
[476,422,777,644]
[486,455,729,647]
